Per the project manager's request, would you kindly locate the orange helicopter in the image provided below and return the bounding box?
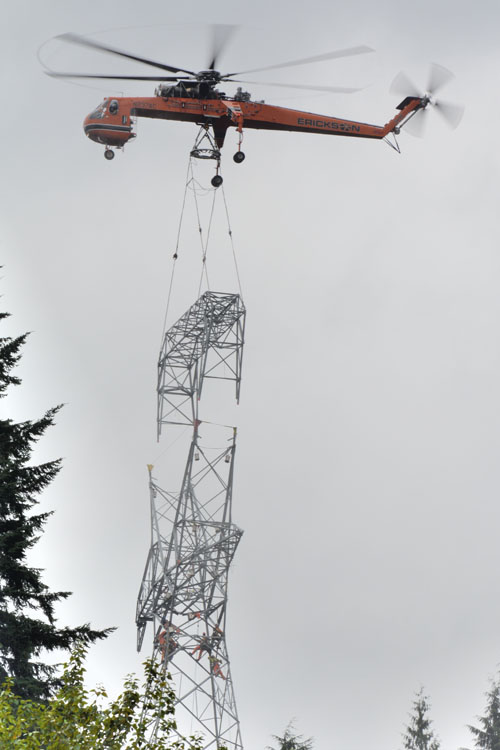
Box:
[46,32,463,187]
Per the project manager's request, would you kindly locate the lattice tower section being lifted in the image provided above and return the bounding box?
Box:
[136,291,245,750]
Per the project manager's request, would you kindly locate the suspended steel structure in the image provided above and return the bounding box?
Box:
[135,151,246,750]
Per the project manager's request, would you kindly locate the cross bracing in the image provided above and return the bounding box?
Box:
[138,291,245,750]
[136,434,242,647]
[157,291,245,435]
[136,439,243,748]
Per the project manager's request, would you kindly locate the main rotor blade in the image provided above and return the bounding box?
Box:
[434,99,464,129]
[229,78,363,94]
[208,24,237,70]
[427,63,454,95]
[57,32,197,76]
[45,71,190,81]
[224,44,374,77]
[389,70,421,98]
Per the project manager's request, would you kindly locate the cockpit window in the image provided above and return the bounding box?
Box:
[109,99,119,115]
[89,100,108,119]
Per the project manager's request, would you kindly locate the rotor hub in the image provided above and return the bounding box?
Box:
[198,70,221,82]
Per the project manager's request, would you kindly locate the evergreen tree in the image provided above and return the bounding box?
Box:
[0,312,111,701]
[268,721,314,750]
[401,688,440,750]
[467,676,500,750]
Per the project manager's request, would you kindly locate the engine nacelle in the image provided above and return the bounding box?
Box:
[83,98,135,147]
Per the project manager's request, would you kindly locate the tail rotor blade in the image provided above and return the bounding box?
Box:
[427,62,454,95]
[434,98,464,129]
[390,70,421,98]
[404,109,429,138]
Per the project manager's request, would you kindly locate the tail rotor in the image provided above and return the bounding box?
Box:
[390,62,464,137]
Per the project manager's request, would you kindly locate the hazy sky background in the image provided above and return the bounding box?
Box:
[2,1,500,749]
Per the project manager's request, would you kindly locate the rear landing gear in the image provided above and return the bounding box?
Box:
[211,175,223,188]
[233,126,246,163]
[104,149,115,160]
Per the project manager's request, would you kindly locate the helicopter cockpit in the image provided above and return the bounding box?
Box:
[89,99,108,119]
[88,98,120,118]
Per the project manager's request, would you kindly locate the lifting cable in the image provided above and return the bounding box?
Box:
[159,157,191,346]
[221,184,244,300]
[159,135,244,348]
[191,165,215,298]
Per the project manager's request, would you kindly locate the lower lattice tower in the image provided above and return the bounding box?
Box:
[136,291,245,749]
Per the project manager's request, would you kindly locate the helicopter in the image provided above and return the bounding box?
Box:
[45,31,463,187]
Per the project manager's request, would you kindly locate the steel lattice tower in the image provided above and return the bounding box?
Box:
[136,291,245,749]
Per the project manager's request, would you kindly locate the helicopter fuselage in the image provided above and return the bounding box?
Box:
[83,91,423,151]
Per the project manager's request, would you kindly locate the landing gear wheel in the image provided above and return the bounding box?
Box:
[104,149,115,160]
[233,151,245,163]
[211,175,223,188]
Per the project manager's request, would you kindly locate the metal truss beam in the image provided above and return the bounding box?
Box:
[157,291,245,435]
[138,291,245,750]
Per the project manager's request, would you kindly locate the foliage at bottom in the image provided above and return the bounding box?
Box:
[268,721,314,750]
[401,688,440,750]
[0,642,203,749]
[467,675,500,750]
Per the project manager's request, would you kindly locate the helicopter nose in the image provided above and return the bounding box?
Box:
[83,110,136,148]
[83,113,102,143]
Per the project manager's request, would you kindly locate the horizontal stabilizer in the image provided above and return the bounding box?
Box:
[396,95,421,110]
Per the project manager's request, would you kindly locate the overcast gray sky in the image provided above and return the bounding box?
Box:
[2,1,500,748]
